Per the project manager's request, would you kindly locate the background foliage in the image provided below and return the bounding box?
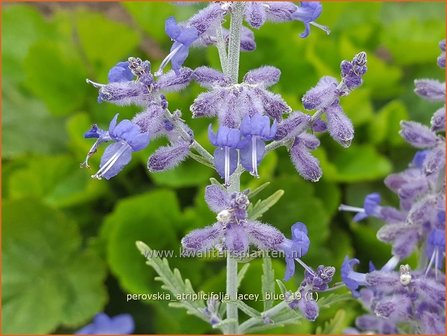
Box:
[2,2,445,334]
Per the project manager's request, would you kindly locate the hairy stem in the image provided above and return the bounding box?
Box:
[216,25,229,75]
[227,2,245,84]
[223,3,245,334]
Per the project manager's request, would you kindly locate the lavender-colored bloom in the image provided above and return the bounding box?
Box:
[208,125,243,185]
[297,296,319,321]
[325,102,354,147]
[302,76,338,111]
[243,66,281,88]
[191,66,290,127]
[82,114,150,180]
[340,52,367,91]
[311,119,327,132]
[292,2,326,38]
[437,39,445,68]
[431,106,445,132]
[108,61,134,83]
[162,17,199,73]
[414,79,446,102]
[279,222,310,281]
[425,228,445,274]
[87,58,192,107]
[147,140,190,172]
[290,136,322,182]
[76,313,134,334]
[339,193,381,222]
[341,257,367,297]
[182,188,285,256]
[239,114,277,176]
[92,115,150,180]
[274,112,310,141]
[244,2,266,29]
[400,121,439,148]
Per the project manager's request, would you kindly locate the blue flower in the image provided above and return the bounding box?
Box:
[208,125,243,186]
[76,313,134,334]
[239,114,277,177]
[292,2,328,38]
[157,17,199,75]
[83,114,150,180]
[279,222,310,281]
[341,257,367,297]
[425,228,445,276]
[108,61,134,83]
[338,193,381,222]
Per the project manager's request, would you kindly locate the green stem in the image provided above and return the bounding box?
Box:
[216,25,229,75]
[223,4,245,333]
[227,2,245,84]
[225,254,239,334]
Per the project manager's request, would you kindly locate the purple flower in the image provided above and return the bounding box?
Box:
[147,140,191,172]
[400,121,439,148]
[181,186,285,256]
[292,2,328,38]
[208,125,243,186]
[290,134,322,182]
[239,114,277,177]
[414,79,446,102]
[341,257,367,297]
[340,52,367,91]
[87,58,192,107]
[76,313,134,334]
[431,106,445,132]
[243,2,329,38]
[83,114,150,180]
[325,102,354,148]
[425,228,445,276]
[158,17,199,74]
[437,39,445,68]
[278,222,310,281]
[302,76,339,111]
[108,61,134,83]
[191,66,290,127]
[339,193,382,222]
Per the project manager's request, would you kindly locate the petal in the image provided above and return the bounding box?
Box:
[292,2,322,23]
[225,225,249,255]
[325,103,354,147]
[240,26,256,51]
[170,44,190,73]
[239,137,265,173]
[176,26,199,46]
[193,66,230,89]
[274,112,310,141]
[302,76,338,110]
[147,141,190,172]
[284,256,296,281]
[214,147,238,179]
[290,141,322,182]
[400,121,438,148]
[245,220,285,250]
[108,61,133,83]
[165,16,181,40]
[254,88,291,121]
[243,66,281,88]
[157,67,193,92]
[244,2,267,29]
[98,142,133,180]
[188,3,225,35]
[414,79,446,102]
[108,114,120,132]
[191,91,222,118]
[110,314,135,334]
[430,106,445,132]
[205,184,230,213]
[265,2,297,22]
[181,223,224,252]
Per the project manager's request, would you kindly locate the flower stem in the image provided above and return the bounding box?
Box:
[216,25,229,75]
[227,2,245,84]
[223,4,245,333]
[225,254,239,334]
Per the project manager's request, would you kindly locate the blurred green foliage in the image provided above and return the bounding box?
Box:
[2,2,445,334]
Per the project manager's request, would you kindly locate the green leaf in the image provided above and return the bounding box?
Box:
[149,158,214,188]
[123,2,175,44]
[316,144,393,183]
[136,241,207,320]
[248,190,285,220]
[261,255,275,310]
[2,86,67,159]
[75,10,140,72]
[104,190,179,295]
[8,155,107,208]
[23,41,87,116]
[2,5,55,84]
[3,199,107,333]
[235,301,261,318]
[315,309,348,334]
[368,100,409,146]
[276,279,288,296]
[237,263,250,289]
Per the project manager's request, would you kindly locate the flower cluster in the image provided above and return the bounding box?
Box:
[340,40,446,335]
[83,57,194,179]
